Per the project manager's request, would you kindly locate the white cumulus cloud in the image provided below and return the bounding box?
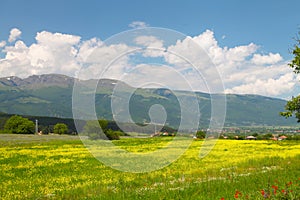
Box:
[77,37,103,63]
[78,42,135,80]
[8,28,22,43]
[0,31,83,77]
[134,35,165,57]
[35,31,81,47]
[0,41,6,48]
[225,72,296,96]
[162,29,297,97]
[251,53,283,65]
[128,21,149,29]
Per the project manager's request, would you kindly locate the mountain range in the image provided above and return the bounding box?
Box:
[0,74,297,128]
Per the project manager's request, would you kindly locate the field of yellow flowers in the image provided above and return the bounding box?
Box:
[0,134,300,199]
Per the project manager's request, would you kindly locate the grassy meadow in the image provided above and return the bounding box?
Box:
[1,134,300,199]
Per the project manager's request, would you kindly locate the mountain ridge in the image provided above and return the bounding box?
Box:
[0,74,297,127]
[0,74,288,101]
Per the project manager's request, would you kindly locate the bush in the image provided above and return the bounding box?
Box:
[83,120,120,140]
[196,130,206,139]
[106,129,120,140]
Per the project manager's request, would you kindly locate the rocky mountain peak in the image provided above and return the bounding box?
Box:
[0,74,75,88]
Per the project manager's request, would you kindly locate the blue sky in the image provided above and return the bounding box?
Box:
[1,0,299,58]
[0,0,300,98]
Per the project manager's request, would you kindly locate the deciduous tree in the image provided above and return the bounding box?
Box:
[4,115,35,134]
[281,33,300,121]
[53,123,68,135]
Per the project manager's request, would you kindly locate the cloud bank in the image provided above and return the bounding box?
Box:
[0,27,298,98]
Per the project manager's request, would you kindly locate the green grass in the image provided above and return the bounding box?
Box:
[0,134,299,199]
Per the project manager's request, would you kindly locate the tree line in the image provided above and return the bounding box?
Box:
[1,115,123,139]
[1,115,173,140]
[2,115,69,135]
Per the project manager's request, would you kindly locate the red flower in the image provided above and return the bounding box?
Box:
[261,189,265,196]
[272,185,278,195]
[281,189,285,194]
[287,181,292,186]
[220,198,225,200]
[272,185,278,189]
[234,190,242,198]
